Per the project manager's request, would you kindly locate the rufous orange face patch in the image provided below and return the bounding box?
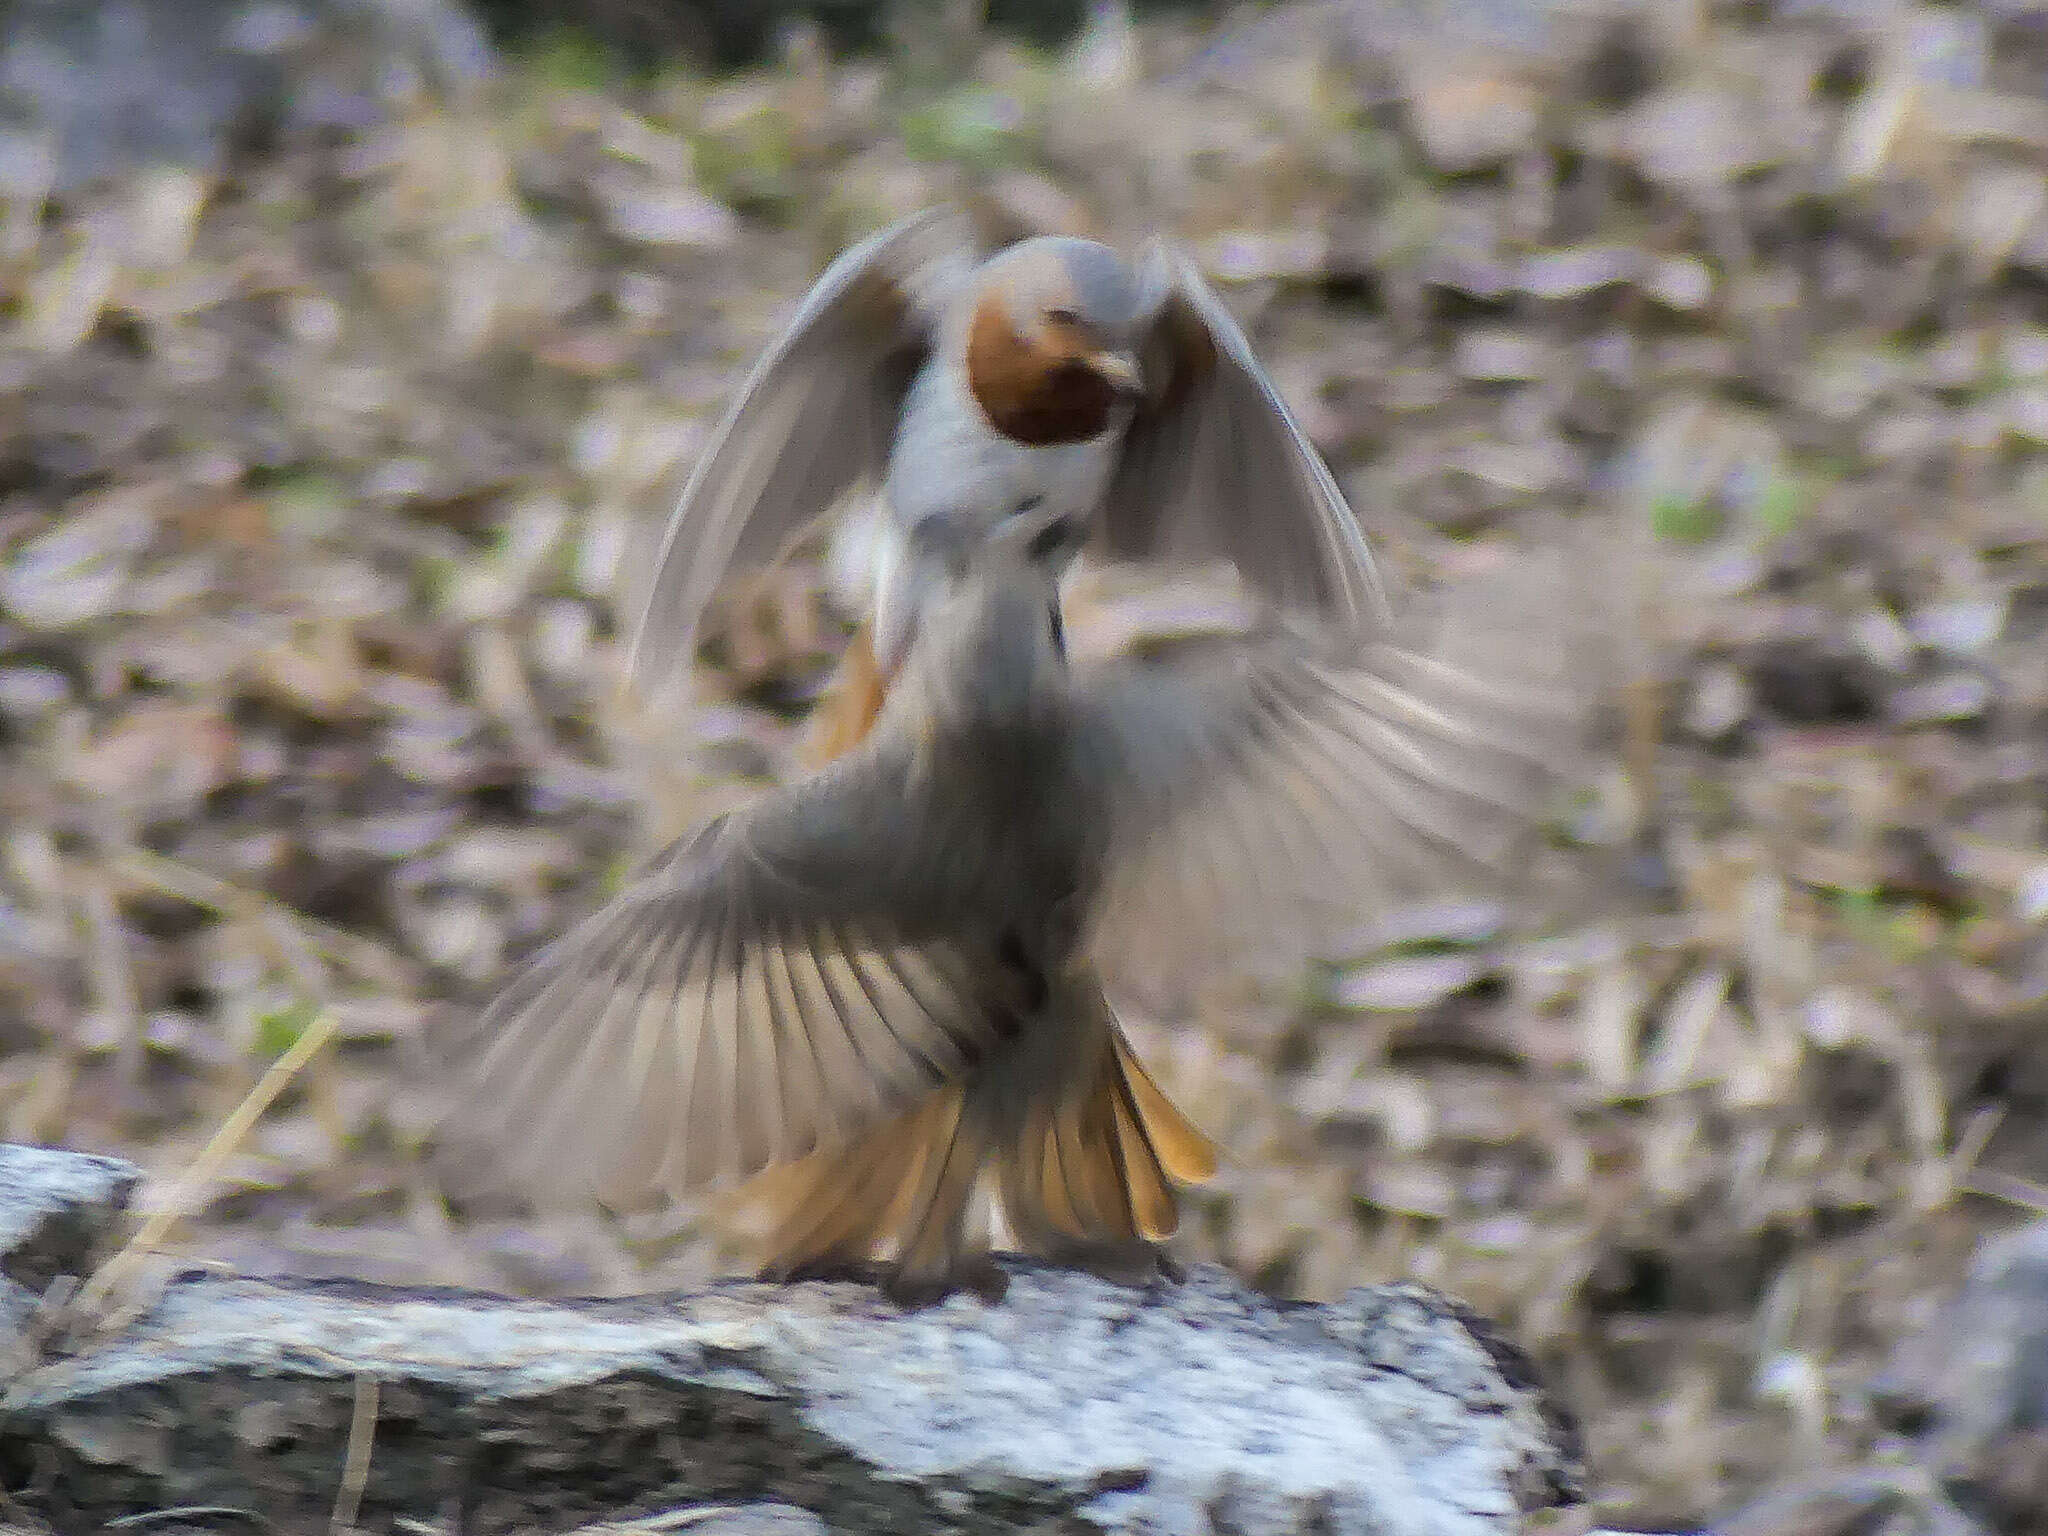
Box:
[965,296,1122,447]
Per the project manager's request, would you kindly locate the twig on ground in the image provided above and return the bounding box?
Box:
[70,1004,342,1327]
[330,1373,381,1536]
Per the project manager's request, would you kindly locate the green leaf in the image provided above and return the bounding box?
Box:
[514,29,626,95]
[265,469,346,541]
[255,999,321,1061]
[899,87,1028,168]
[1649,492,1724,545]
[1754,474,1812,538]
[692,108,801,216]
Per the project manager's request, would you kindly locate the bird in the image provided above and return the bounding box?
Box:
[625,206,1388,764]
[440,498,1588,1303]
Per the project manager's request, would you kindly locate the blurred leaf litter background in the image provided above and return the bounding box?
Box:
[5,0,2048,1527]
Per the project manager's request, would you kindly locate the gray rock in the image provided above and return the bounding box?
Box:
[1872,1222,2048,1452]
[0,1148,1582,1535]
[1853,1221,2048,1535]
[0,1142,140,1296]
[569,1510,831,1536]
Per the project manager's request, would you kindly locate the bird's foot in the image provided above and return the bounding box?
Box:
[757,1255,890,1288]
[881,1253,1011,1308]
[1045,1239,1185,1288]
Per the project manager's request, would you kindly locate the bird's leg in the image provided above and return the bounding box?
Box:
[880,1252,1010,1308]
[759,1255,892,1288]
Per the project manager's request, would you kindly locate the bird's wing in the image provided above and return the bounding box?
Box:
[1094,242,1387,633]
[1066,548,1592,1006]
[436,750,1020,1208]
[629,208,979,700]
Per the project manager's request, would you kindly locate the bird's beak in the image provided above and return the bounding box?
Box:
[1087,348,1145,399]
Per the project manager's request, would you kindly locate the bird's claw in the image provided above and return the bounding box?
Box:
[758,1256,890,1288]
[882,1254,1011,1308]
[1046,1239,1185,1289]
[760,1245,1179,1303]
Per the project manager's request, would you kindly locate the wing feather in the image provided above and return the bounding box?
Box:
[1096,244,1386,633]
[436,754,1012,1205]
[629,208,978,698]
[1070,549,1593,1005]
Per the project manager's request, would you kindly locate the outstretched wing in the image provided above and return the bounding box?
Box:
[1093,243,1387,635]
[1066,549,1591,1006]
[629,208,979,700]
[436,751,1018,1208]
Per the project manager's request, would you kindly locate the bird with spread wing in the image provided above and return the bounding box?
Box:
[442,496,1587,1301]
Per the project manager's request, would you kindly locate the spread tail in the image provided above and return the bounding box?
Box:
[734,1085,985,1287]
[996,1018,1218,1252]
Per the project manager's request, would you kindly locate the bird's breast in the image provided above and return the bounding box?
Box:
[887,365,1123,531]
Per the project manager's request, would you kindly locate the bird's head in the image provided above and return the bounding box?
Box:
[961,237,1152,448]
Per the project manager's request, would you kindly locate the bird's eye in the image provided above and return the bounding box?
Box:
[1011,495,1045,519]
[1042,307,1080,327]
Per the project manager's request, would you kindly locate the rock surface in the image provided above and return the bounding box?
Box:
[0,1143,140,1297]
[0,1143,1582,1535]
